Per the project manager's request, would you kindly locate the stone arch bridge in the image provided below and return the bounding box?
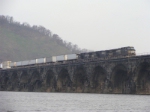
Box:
[1,55,150,94]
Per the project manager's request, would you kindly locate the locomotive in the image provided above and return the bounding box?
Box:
[79,46,135,59]
[0,46,136,69]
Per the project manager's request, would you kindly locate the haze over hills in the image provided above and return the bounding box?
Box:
[0,15,89,62]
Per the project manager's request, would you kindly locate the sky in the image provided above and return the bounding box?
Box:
[0,0,150,54]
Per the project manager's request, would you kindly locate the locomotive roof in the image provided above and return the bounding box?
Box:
[81,46,135,54]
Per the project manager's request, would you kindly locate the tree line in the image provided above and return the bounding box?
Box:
[0,15,90,53]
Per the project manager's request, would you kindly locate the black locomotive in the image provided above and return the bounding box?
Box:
[79,46,136,59]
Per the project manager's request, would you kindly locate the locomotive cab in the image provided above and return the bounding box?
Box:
[119,46,136,57]
[126,46,136,56]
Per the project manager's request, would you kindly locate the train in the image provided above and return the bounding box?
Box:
[0,46,136,69]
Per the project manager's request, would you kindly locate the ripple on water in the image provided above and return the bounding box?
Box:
[0,92,150,112]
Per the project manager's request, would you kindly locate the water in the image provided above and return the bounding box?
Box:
[0,92,150,112]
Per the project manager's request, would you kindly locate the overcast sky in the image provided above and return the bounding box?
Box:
[0,0,150,53]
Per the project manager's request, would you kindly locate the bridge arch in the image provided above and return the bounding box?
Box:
[28,70,42,91]
[0,72,9,90]
[45,69,56,92]
[19,70,30,91]
[91,65,107,93]
[73,66,88,92]
[111,64,128,93]
[136,62,150,94]
[20,71,28,84]
[57,68,72,92]
[10,71,19,90]
[30,70,41,83]
[11,71,18,82]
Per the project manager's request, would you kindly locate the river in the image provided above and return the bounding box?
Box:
[0,92,149,112]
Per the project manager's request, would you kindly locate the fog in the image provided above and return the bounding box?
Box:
[0,0,150,53]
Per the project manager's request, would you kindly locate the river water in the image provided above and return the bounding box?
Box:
[0,92,150,112]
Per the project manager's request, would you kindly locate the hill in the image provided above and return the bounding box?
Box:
[0,15,88,62]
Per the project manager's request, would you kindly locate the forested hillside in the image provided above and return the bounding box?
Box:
[0,15,88,62]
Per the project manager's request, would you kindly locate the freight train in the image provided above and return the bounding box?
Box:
[0,46,136,69]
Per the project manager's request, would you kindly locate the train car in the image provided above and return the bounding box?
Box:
[80,51,108,59]
[124,46,136,56]
[10,62,16,67]
[79,52,97,59]
[16,61,22,66]
[21,60,29,66]
[0,63,3,69]
[46,57,53,63]
[56,55,67,61]
[28,59,36,65]
[66,54,78,60]
[2,61,11,69]
[36,58,46,64]
[112,46,136,57]
[13,59,36,67]
[95,51,107,58]
[52,56,57,62]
